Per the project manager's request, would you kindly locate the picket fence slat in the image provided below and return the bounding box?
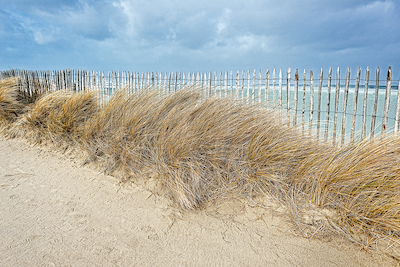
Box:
[317,68,323,140]
[309,69,314,137]
[265,69,270,108]
[302,69,306,134]
[293,69,299,126]
[341,68,350,145]
[2,66,399,144]
[251,69,255,103]
[246,70,250,102]
[279,68,283,113]
[272,69,277,109]
[382,67,392,136]
[371,67,380,139]
[286,68,291,122]
[325,67,332,142]
[361,67,370,139]
[351,67,361,142]
[333,67,340,145]
[395,77,400,133]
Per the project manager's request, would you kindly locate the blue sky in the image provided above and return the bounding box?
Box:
[1,0,399,78]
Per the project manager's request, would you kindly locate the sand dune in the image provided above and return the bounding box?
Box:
[0,136,398,266]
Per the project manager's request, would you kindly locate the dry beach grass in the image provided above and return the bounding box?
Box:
[1,77,399,259]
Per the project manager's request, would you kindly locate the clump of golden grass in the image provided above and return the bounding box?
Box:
[1,80,399,256]
[294,135,400,248]
[0,77,50,126]
[0,78,25,123]
[82,87,322,209]
[9,90,99,145]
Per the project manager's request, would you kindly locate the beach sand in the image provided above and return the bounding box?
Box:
[0,136,398,266]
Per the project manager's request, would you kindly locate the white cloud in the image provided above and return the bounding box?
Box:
[2,8,60,44]
[111,0,138,38]
[27,1,117,41]
[217,8,231,34]
[237,35,270,52]
[355,0,394,15]
[5,47,18,53]
[32,28,58,44]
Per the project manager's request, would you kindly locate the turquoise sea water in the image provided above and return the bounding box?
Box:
[243,85,399,142]
[101,83,399,142]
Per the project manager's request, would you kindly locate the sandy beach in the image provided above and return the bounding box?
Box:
[0,136,398,266]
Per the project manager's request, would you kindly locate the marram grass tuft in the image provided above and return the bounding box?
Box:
[81,87,323,209]
[0,78,25,123]
[11,90,99,145]
[294,135,400,244]
[1,81,400,257]
[0,77,50,126]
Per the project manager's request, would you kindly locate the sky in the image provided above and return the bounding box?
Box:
[1,0,399,78]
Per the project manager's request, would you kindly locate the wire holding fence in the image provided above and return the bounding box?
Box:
[1,66,399,144]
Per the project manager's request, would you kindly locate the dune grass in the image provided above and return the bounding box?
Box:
[0,78,26,124]
[81,87,322,209]
[0,78,399,257]
[295,136,400,247]
[11,90,99,144]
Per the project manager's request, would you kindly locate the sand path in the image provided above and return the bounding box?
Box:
[0,137,397,266]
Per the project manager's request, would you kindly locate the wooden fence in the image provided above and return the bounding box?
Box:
[1,67,399,144]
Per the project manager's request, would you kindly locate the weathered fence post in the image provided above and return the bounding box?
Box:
[286,67,291,123]
[324,67,332,142]
[218,71,222,97]
[361,67,370,139]
[209,71,212,97]
[278,68,283,115]
[273,69,277,109]
[167,72,172,92]
[371,67,380,139]
[231,71,234,97]
[258,69,262,103]
[252,69,256,103]
[141,72,145,90]
[382,66,392,136]
[201,72,205,94]
[278,68,283,113]
[235,71,239,99]
[225,71,228,97]
[302,69,306,134]
[265,69,270,108]
[163,72,167,93]
[179,72,183,91]
[246,70,250,102]
[350,67,361,142]
[241,70,245,102]
[395,76,400,133]
[333,67,340,145]
[293,69,299,126]
[341,67,350,145]
[309,69,314,137]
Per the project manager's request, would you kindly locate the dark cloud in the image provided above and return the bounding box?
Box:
[1,0,117,41]
[0,0,399,77]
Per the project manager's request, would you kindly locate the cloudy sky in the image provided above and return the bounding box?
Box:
[1,0,399,77]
